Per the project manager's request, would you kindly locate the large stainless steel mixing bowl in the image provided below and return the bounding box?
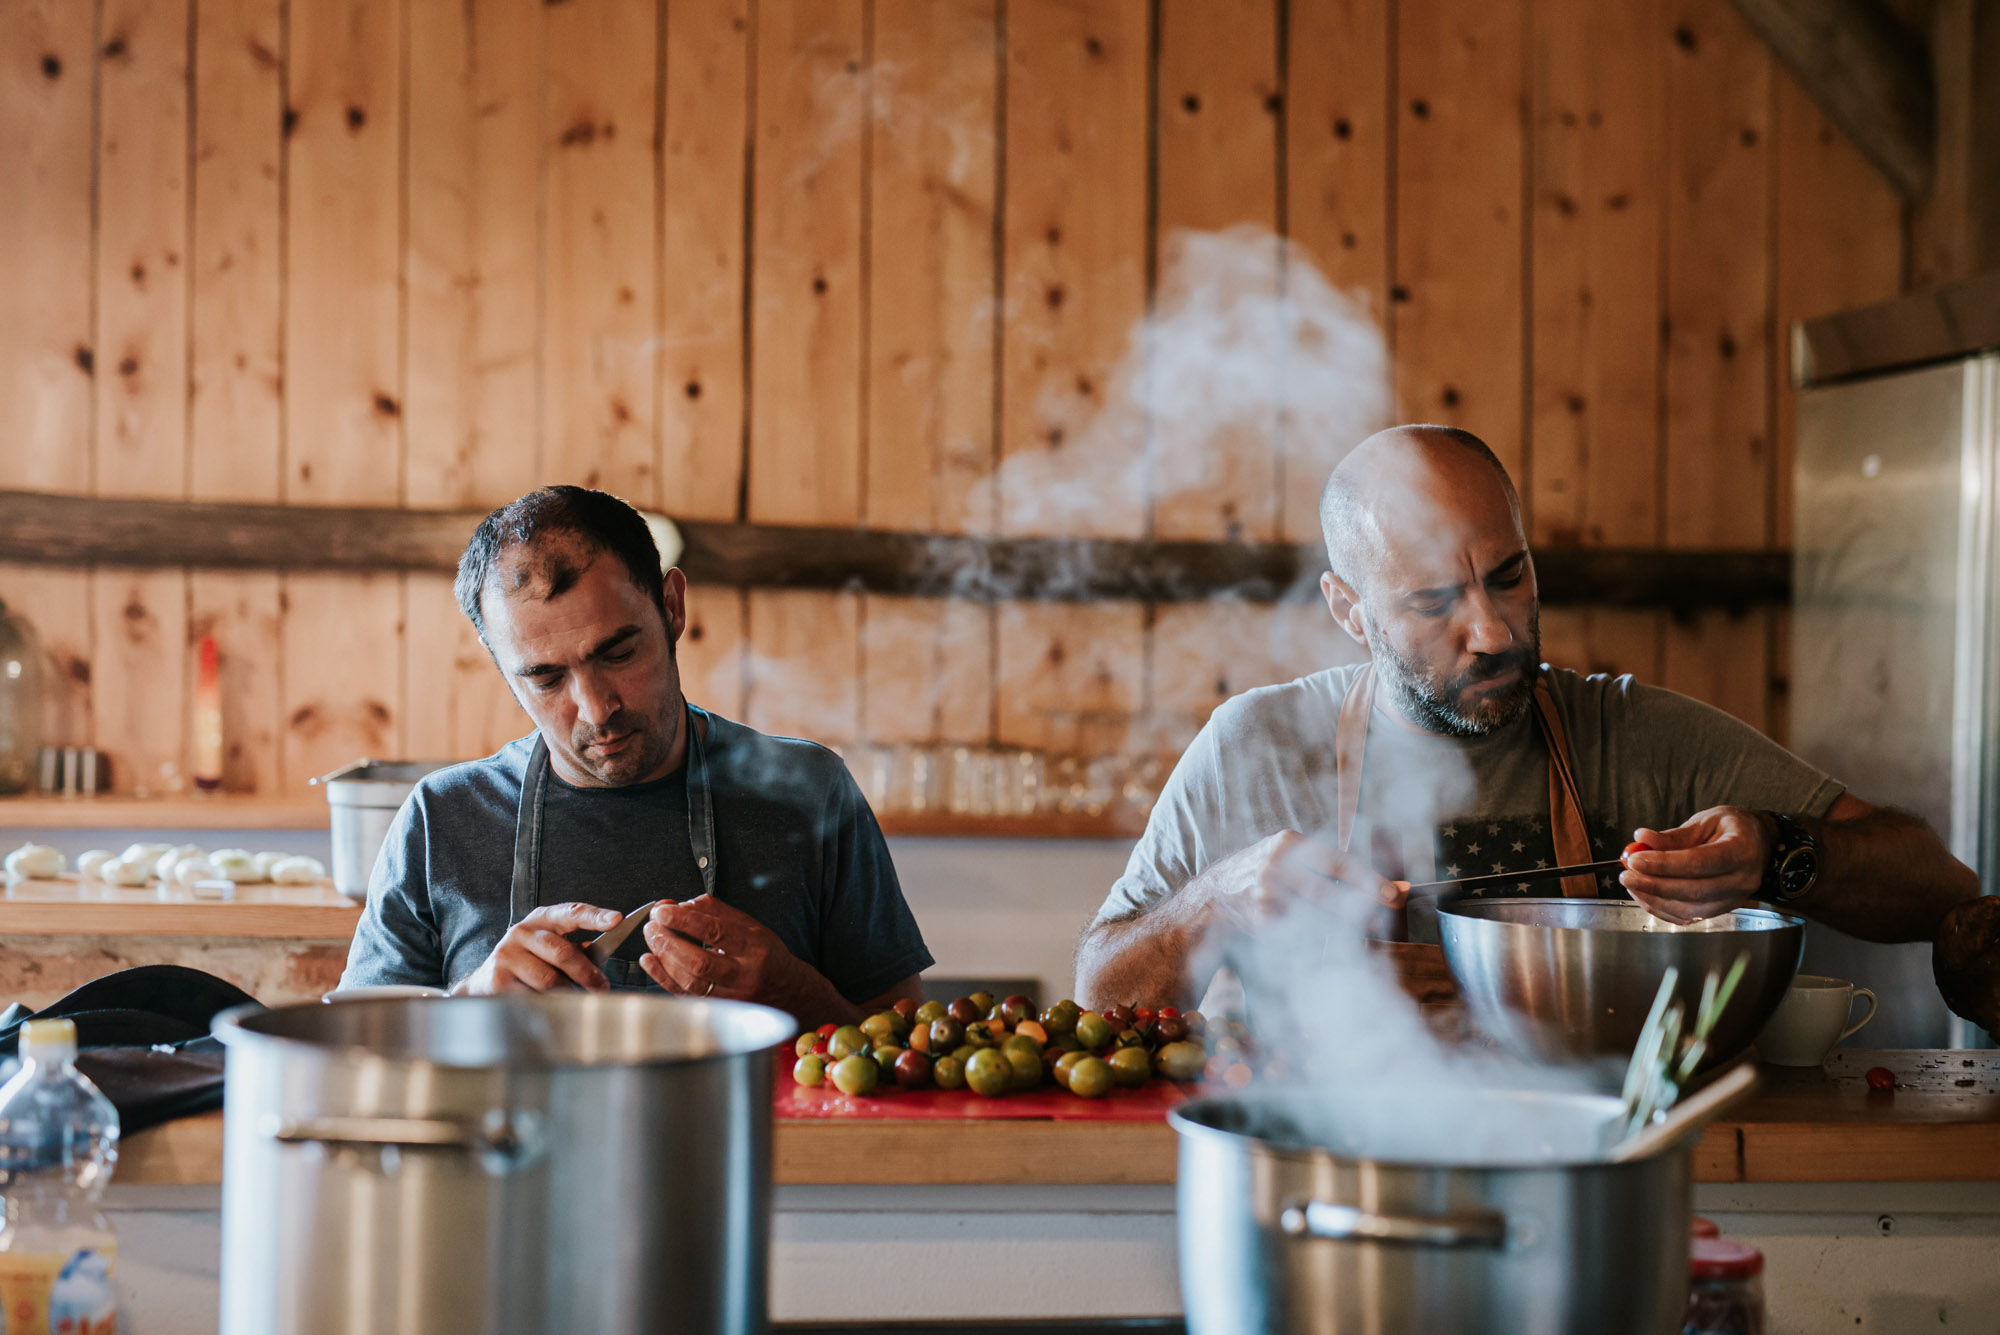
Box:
[1438,899,1804,1071]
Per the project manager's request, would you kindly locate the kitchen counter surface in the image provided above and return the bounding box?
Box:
[119,1048,2000,1187]
[0,876,360,938]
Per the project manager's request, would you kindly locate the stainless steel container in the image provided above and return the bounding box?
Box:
[214,993,795,1335]
[312,759,452,901]
[1170,1090,1692,1335]
[1439,898,1805,1072]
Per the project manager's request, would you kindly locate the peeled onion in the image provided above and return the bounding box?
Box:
[75,850,115,880]
[210,849,261,882]
[154,844,206,881]
[251,851,287,880]
[101,856,153,887]
[3,844,65,880]
[172,857,224,888]
[267,855,326,885]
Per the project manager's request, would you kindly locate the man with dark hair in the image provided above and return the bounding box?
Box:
[1073,424,1977,1009]
[341,486,931,1021]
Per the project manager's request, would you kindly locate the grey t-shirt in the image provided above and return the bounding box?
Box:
[342,711,933,1001]
[1098,664,1844,940]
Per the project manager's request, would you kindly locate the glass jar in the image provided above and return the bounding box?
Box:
[1684,1237,1765,1335]
[0,599,45,796]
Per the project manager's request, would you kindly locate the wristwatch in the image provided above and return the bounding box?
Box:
[1760,810,1820,903]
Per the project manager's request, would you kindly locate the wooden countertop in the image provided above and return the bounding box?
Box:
[118,1049,2000,1189]
[0,877,361,938]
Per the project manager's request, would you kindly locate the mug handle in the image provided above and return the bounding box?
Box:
[1840,987,1878,1042]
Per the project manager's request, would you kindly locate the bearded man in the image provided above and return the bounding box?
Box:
[1073,424,1976,1009]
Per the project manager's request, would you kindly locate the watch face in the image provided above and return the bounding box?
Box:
[1778,847,1817,899]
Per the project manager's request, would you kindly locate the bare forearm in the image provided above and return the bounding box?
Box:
[1802,808,1978,942]
[1074,892,1212,1011]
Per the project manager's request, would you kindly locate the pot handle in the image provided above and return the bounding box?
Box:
[1278,1200,1507,1250]
[265,1111,539,1168]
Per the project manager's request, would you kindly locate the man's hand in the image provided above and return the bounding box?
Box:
[1203,829,1409,925]
[640,895,814,1006]
[454,901,622,995]
[1619,806,1772,923]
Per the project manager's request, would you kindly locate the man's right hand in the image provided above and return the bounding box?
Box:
[1197,829,1408,926]
[453,902,624,995]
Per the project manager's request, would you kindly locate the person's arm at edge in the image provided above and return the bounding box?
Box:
[1625,793,1978,942]
[339,791,445,989]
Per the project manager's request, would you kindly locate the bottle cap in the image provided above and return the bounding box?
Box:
[20,1017,78,1064]
[1690,1237,1764,1280]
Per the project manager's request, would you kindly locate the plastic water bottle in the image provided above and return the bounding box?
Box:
[0,1019,120,1335]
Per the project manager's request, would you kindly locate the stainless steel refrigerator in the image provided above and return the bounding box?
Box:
[1792,273,2000,1048]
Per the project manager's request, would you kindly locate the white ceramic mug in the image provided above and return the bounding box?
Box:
[321,984,448,1004]
[1757,974,1878,1067]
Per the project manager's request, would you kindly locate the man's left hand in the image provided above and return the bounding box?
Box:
[1619,806,1773,924]
[639,895,810,1005]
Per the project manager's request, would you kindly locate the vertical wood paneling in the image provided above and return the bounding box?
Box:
[680,583,747,719]
[1152,0,1281,542]
[1662,0,1771,550]
[865,0,999,534]
[747,0,867,526]
[90,568,189,794]
[1148,601,1276,754]
[95,0,191,500]
[860,595,995,744]
[541,0,657,500]
[279,572,403,792]
[188,571,282,792]
[1000,0,1150,539]
[1528,0,1663,548]
[1661,609,1769,729]
[0,565,94,747]
[0,0,96,493]
[1770,75,1902,549]
[285,0,403,505]
[1538,607,1663,683]
[1394,0,1526,475]
[402,570,524,761]
[995,600,1144,756]
[189,0,284,503]
[660,0,751,521]
[744,590,861,744]
[405,0,541,510]
[1283,0,1391,544]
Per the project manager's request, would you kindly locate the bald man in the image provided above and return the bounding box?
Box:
[1073,424,1976,1010]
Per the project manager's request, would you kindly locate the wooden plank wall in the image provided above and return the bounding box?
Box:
[0,0,1906,798]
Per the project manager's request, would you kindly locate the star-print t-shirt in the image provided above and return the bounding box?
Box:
[1095,664,1844,943]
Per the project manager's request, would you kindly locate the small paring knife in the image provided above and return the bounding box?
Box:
[583,899,662,968]
[1403,857,1628,899]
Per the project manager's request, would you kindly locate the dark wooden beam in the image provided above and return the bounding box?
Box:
[1731,0,1935,200]
[0,490,1790,610]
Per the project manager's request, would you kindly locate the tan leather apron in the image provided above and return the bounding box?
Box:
[1337,663,1598,1004]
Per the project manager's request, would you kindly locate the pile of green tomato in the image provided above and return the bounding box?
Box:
[791,993,1209,1099]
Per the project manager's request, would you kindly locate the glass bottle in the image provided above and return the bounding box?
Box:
[0,598,45,795]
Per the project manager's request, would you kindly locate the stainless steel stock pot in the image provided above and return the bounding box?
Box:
[214,992,795,1335]
[1170,1089,1692,1335]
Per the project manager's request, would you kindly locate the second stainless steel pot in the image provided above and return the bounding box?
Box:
[1170,1089,1692,1335]
[214,993,794,1335]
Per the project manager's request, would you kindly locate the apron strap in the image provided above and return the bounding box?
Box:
[1333,664,1376,854]
[508,734,551,927]
[1530,673,1600,897]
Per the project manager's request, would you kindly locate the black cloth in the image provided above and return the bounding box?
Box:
[1,965,254,1133]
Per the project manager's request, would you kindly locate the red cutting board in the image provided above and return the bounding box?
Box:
[773,1051,1193,1121]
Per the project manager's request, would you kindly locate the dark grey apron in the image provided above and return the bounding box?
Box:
[507,706,718,990]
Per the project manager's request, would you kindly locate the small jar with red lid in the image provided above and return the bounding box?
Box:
[1683,1237,1765,1335]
